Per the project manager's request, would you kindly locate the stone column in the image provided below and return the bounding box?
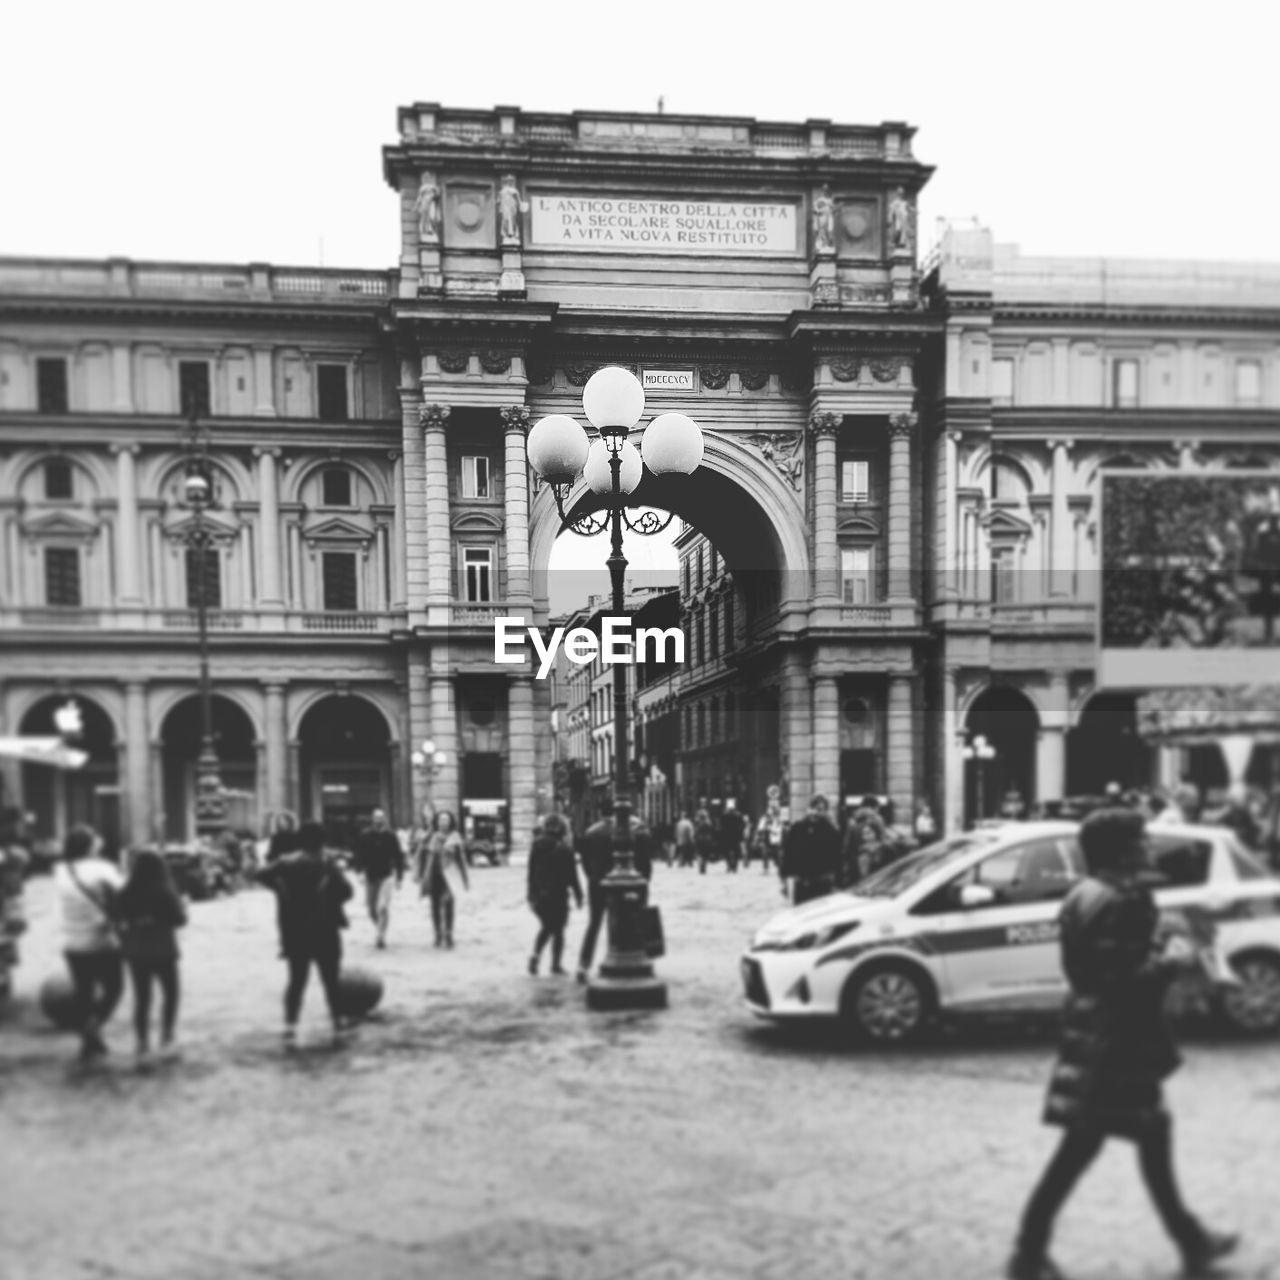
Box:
[1049,440,1073,598]
[0,681,19,812]
[500,405,532,606]
[887,413,916,601]
[1157,745,1182,791]
[811,674,840,804]
[389,450,406,610]
[508,675,536,855]
[122,682,149,846]
[886,675,915,820]
[781,651,813,815]
[263,682,287,818]
[254,447,284,608]
[112,444,143,606]
[1038,671,1071,805]
[428,663,459,818]
[406,647,431,820]
[421,403,452,610]
[252,347,276,417]
[1051,338,1070,406]
[943,667,964,835]
[808,412,841,601]
[111,344,133,413]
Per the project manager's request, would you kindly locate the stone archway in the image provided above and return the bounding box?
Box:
[159,695,258,842]
[964,687,1040,823]
[20,695,120,855]
[1067,691,1154,797]
[297,695,395,849]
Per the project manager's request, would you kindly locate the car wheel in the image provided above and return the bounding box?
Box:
[844,964,932,1045]
[1219,953,1280,1035]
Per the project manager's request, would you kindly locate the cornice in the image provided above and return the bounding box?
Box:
[992,302,1280,328]
[0,297,388,328]
[788,311,943,342]
[993,406,1280,434]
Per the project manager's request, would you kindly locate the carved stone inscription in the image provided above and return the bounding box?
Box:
[528,196,798,254]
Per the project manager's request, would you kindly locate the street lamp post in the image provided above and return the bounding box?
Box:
[963,733,996,826]
[179,415,226,840]
[410,739,448,820]
[527,366,703,1011]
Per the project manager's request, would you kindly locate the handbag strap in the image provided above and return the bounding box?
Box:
[67,862,113,922]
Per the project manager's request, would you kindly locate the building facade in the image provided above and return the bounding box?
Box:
[2,103,1277,856]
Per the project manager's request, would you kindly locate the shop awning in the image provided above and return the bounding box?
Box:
[0,737,89,769]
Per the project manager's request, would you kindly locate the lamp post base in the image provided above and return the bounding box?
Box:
[586,973,668,1011]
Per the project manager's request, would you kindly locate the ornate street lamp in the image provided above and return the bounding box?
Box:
[963,733,996,826]
[178,414,226,840]
[528,366,703,1010]
[411,738,449,819]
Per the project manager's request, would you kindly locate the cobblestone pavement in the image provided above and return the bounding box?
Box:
[2,860,1277,1280]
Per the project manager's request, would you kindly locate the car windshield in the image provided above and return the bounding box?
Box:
[856,831,1003,898]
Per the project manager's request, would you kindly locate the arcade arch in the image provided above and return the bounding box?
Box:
[963,686,1039,823]
[159,695,257,842]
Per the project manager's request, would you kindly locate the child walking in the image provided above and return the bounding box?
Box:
[114,848,187,1066]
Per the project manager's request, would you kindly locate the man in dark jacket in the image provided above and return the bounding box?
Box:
[720,800,746,873]
[351,808,405,949]
[575,809,655,983]
[257,822,354,1049]
[1007,807,1237,1280]
[780,794,840,904]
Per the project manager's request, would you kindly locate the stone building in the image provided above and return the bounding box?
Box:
[1,102,1277,856]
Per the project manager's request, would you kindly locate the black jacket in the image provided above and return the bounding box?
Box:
[781,815,840,883]
[579,817,655,886]
[353,828,406,881]
[257,854,353,954]
[527,835,584,907]
[1043,875,1181,1137]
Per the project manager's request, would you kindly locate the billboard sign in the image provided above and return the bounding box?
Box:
[1097,471,1280,688]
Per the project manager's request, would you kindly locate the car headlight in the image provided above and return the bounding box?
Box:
[756,920,861,952]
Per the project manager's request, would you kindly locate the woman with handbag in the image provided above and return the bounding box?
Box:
[1007,807,1238,1280]
[526,813,583,976]
[416,811,469,948]
[53,824,124,1063]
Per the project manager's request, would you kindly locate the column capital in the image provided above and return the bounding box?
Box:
[807,410,842,439]
[252,445,282,460]
[262,680,287,693]
[123,679,148,693]
[887,411,918,439]
[499,404,531,435]
[109,442,141,457]
[387,449,402,463]
[1050,438,1074,455]
[419,402,451,428]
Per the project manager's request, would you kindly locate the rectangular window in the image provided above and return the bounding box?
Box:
[696,546,704,589]
[44,460,73,500]
[461,456,491,499]
[36,357,69,414]
[184,547,222,610]
[840,459,870,502]
[178,361,211,418]
[695,617,705,666]
[322,551,359,611]
[991,548,1016,603]
[723,595,735,650]
[709,609,720,660]
[991,358,1014,405]
[682,561,690,595]
[464,547,493,602]
[1112,359,1139,409]
[709,547,718,580]
[840,547,873,605]
[322,467,352,507]
[1235,360,1262,405]
[316,364,349,422]
[44,547,81,606]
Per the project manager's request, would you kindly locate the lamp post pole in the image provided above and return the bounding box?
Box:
[527,367,703,1011]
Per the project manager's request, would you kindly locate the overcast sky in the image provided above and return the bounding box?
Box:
[4,0,1275,608]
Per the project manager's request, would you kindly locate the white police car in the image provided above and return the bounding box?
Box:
[741,821,1280,1044]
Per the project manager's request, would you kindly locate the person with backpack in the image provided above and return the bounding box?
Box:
[256,821,354,1049]
[114,848,187,1066]
[53,825,124,1063]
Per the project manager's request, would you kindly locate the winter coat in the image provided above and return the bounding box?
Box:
[257,854,353,956]
[782,815,840,886]
[527,835,583,928]
[578,818,655,886]
[1042,874,1182,1139]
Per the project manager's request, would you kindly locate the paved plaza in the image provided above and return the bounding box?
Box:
[1,862,1277,1280]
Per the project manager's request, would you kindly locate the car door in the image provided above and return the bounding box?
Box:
[916,836,1081,1012]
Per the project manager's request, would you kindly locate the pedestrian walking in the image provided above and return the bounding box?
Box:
[351,808,406,949]
[693,809,718,874]
[914,800,937,845]
[114,848,187,1066]
[752,802,785,873]
[674,811,695,867]
[1006,806,1238,1280]
[576,810,656,982]
[416,810,469,948]
[720,799,746,873]
[53,824,124,1063]
[256,821,353,1049]
[781,795,840,904]
[265,810,301,863]
[527,813,583,976]
[844,797,888,884]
